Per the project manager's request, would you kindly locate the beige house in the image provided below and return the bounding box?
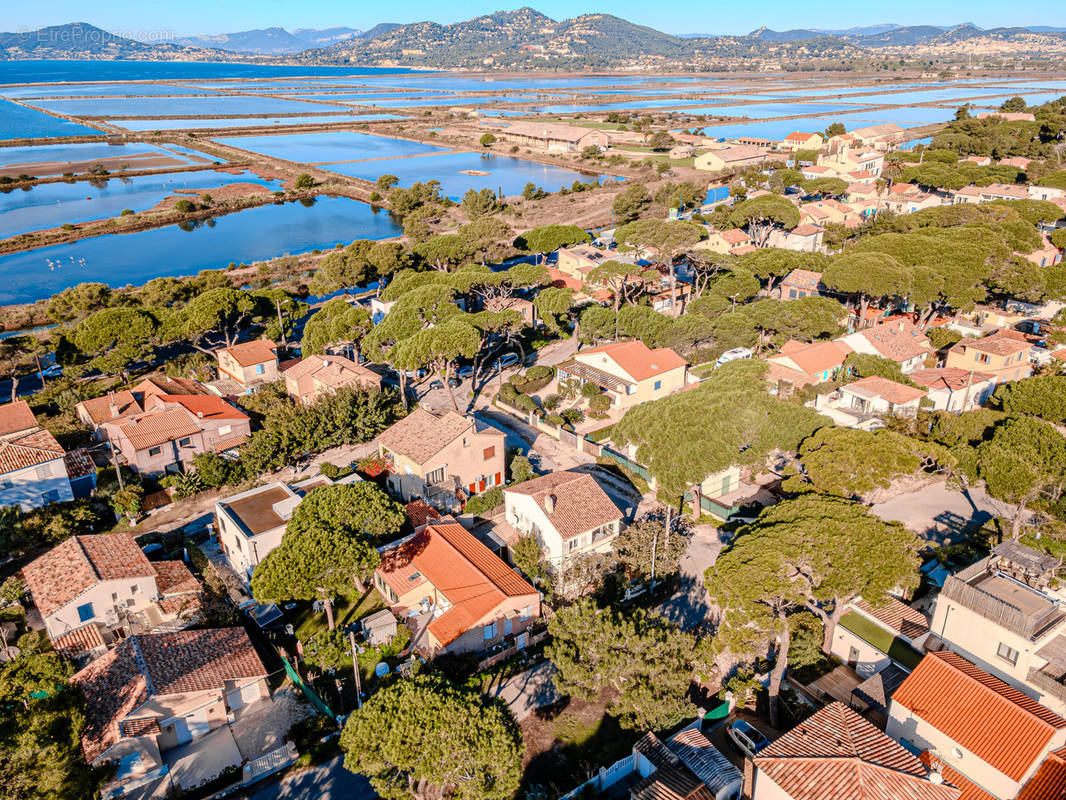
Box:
[489,121,610,153]
[908,367,997,412]
[829,596,929,680]
[945,330,1033,384]
[765,339,852,388]
[215,482,302,583]
[72,628,268,795]
[816,145,885,177]
[281,354,381,405]
[375,522,540,656]
[767,223,826,253]
[838,375,927,417]
[378,409,506,512]
[214,339,279,394]
[779,131,823,153]
[22,533,202,660]
[840,318,933,374]
[694,145,774,172]
[555,340,688,411]
[503,470,623,576]
[0,400,75,511]
[556,243,610,281]
[694,228,752,254]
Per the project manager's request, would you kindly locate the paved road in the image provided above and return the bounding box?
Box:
[247,756,376,800]
[657,524,728,631]
[871,480,1015,544]
[0,373,44,399]
[486,661,561,721]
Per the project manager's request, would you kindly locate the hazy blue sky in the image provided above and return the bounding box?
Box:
[4,0,1057,37]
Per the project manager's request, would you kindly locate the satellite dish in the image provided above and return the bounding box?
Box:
[929,772,944,785]
[951,747,964,759]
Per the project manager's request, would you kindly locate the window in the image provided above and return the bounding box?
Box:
[483,446,495,460]
[219,425,232,436]
[42,489,60,503]
[788,289,798,299]
[255,364,265,375]
[148,446,162,457]
[653,380,662,391]
[567,537,582,552]
[483,622,497,640]
[997,642,1020,665]
[131,584,141,595]
[111,592,119,602]
[178,437,192,447]
[426,467,445,485]
[976,353,990,364]
[77,603,94,622]
[35,464,52,479]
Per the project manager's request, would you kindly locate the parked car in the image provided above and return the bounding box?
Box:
[39,364,63,378]
[429,378,459,389]
[726,718,770,758]
[497,353,520,369]
[457,365,475,379]
[715,347,753,368]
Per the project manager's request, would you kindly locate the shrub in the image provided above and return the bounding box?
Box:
[319,461,355,480]
[525,365,554,382]
[514,393,537,412]
[173,199,196,213]
[542,393,563,410]
[465,486,504,515]
[588,394,610,413]
[498,382,520,405]
[546,413,566,426]
[120,208,134,216]
[581,382,602,398]
[561,408,585,425]
[293,173,316,189]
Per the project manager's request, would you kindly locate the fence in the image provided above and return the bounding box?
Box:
[476,627,550,671]
[242,742,298,786]
[557,754,636,800]
[280,654,336,720]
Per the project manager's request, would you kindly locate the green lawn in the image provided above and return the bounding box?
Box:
[292,587,386,642]
[692,363,717,378]
[839,611,923,671]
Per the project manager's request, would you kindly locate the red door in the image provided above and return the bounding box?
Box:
[494,472,502,486]
[479,478,486,492]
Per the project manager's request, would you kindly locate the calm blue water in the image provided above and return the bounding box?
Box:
[901,136,934,149]
[528,98,796,114]
[0,100,98,140]
[0,196,401,303]
[0,169,282,239]
[0,141,192,167]
[682,102,874,118]
[0,83,219,99]
[689,115,941,140]
[0,61,422,84]
[29,95,329,116]
[213,131,447,162]
[832,88,1020,105]
[322,151,616,200]
[110,114,407,131]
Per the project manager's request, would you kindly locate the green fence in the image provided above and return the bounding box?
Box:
[280,654,336,720]
[598,446,653,483]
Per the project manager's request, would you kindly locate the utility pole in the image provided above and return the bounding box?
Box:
[109,442,124,490]
[348,629,363,710]
[275,297,287,347]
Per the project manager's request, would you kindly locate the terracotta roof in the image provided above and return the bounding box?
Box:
[120,718,162,738]
[769,339,851,376]
[856,319,931,363]
[709,145,767,163]
[492,120,602,142]
[63,447,96,480]
[953,331,1032,357]
[786,131,820,142]
[51,623,105,661]
[1018,747,1066,800]
[282,355,379,391]
[844,375,927,405]
[377,522,537,647]
[729,244,758,255]
[505,471,622,540]
[132,375,210,398]
[0,400,38,436]
[855,596,929,639]
[892,651,1066,781]
[152,560,199,596]
[214,434,249,453]
[920,753,997,800]
[579,340,688,383]
[756,702,959,800]
[0,427,66,474]
[791,223,825,236]
[72,628,266,762]
[378,408,480,466]
[216,339,277,367]
[851,123,903,138]
[117,408,201,451]
[151,394,249,422]
[782,269,824,289]
[766,361,819,389]
[76,391,142,425]
[908,368,995,392]
[24,533,157,618]
[405,500,442,530]
[719,228,751,245]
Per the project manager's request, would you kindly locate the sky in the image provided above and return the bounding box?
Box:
[3,0,1058,38]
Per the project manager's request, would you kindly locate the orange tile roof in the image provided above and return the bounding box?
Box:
[51,623,105,661]
[953,331,1032,357]
[908,368,995,392]
[131,375,210,398]
[756,702,959,800]
[216,339,277,367]
[152,560,199,596]
[844,375,927,405]
[0,399,38,436]
[579,340,688,383]
[782,269,824,289]
[63,447,96,480]
[919,753,996,800]
[769,339,851,376]
[719,228,751,245]
[377,522,537,647]
[1018,747,1066,800]
[766,361,819,389]
[76,391,142,425]
[893,651,1066,781]
[791,223,826,236]
[404,500,442,530]
[0,427,65,474]
[786,131,820,142]
[729,244,758,255]
[857,319,932,363]
[282,354,379,389]
[117,408,201,451]
[505,470,622,540]
[153,394,249,421]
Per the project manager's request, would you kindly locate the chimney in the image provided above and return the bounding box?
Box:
[197,411,204,419]
[108,393,118,418]
[544,493,556,513]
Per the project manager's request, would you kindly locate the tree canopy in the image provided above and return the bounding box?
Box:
[729,195,801,247]
[301,298,373,356]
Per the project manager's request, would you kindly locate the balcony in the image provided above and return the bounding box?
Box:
[942,562,1065,641]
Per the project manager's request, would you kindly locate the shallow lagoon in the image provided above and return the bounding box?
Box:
[28,95,328,117]
[0,83,221,99]
[213,131,447,162]
[0,141,201,168]
[0,100,98,140]
[109,114,407,131]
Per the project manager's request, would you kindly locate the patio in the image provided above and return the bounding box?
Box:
[165,724,243,791]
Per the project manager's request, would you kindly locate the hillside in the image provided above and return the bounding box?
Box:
[176,26,364,54]
[0,22,212,59]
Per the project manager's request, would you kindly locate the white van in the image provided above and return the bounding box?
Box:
[715,347,754,368]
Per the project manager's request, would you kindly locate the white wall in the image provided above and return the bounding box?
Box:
[830,625,892,678]
[45,577,157,639]
[0,458,73,512]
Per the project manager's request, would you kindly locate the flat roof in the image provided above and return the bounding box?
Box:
[220,485,293,536]
[969,572,1057,618]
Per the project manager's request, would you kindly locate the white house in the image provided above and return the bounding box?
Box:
[908,368,997,412]
[214,482,302,583]
[0,400,76,511]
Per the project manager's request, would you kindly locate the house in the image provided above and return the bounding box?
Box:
[887,650,1066,800]
[829,595,929,680]
[489,121,610,153]
[846,181,880,204]
[281,354,381,405]
[800,164,833,180]
[908,367,997,412]
[694,145,773,172]
[131,374,212,399]
[749,702,959,800]
[765,339,851,389]
[503,470,623,575]
[632,729,742,800]
[977,111,1037,122]
[378,409,506,512]
[22,533,203,656]
[76,391,143,433]
[669,143,696,159]
[213,339,279,394]
[780,131,823,153]
[100,395,251,476]
[694,228,753,254]
[800,198,863,227]
[848,123,905,149]
[840,318,933,373]
[214,482,302,583]
[1024,237,1062,267]
[927,541,1066,718]
[945,330,1033,384]
[72,628,268,794]
[837,375,927,418]
[374,522,540,656]
[0,399,77,511]
[966,155,993,167]
[555,340,688,411]
[816,146,885,177]
[766,224,826,253]
[774,269,826,301]
[557,243,610,280]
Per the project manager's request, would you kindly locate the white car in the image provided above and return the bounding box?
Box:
[715,347,753,368]
[497,353,520,369]
[726,719,770,758]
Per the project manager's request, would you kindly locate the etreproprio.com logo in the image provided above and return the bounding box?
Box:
[15,26,176,44]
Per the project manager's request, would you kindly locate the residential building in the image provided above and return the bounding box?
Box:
[0,399,76,511]
[281,354,381,405]
[214,482,302,583]
[374,521,540,656]
[840,318,934,373]
[131,374,212,399]
[837,375,927,418]
[951,183,1031,204]
[555,340,688,411]
[75,390,143,434]
[816,145,885,177]
[378,409,506,512]
[488,121,610,153]
[22,533,203,657]
[800,198,863,227]
[928,542,1066,717]
[749,702,960,800]
[830,595,929,679]
[694,228,753,254]
[966,155,993,167]
[503,470,623,574]
[766,223,826,252]
[694,145,774,172]
[557,243,611,281]
[773,269,827,301]
[846,181,881,205]
[977,112,1037,122]
[887,650,1066,800]
[213,339,279,394]
[908,367,997,412]
[848,123,905,149]
[632,729,742,800]
[1024,237,1062,267]
[945,330,1033,384]
[72,628,268,794]
[764,339,852,389]
[779,131,823,152]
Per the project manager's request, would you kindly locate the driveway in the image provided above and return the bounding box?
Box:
[871,480,1015,544]
[247,755,376,800]
[486,661,561,721]
[658,524,728,631]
